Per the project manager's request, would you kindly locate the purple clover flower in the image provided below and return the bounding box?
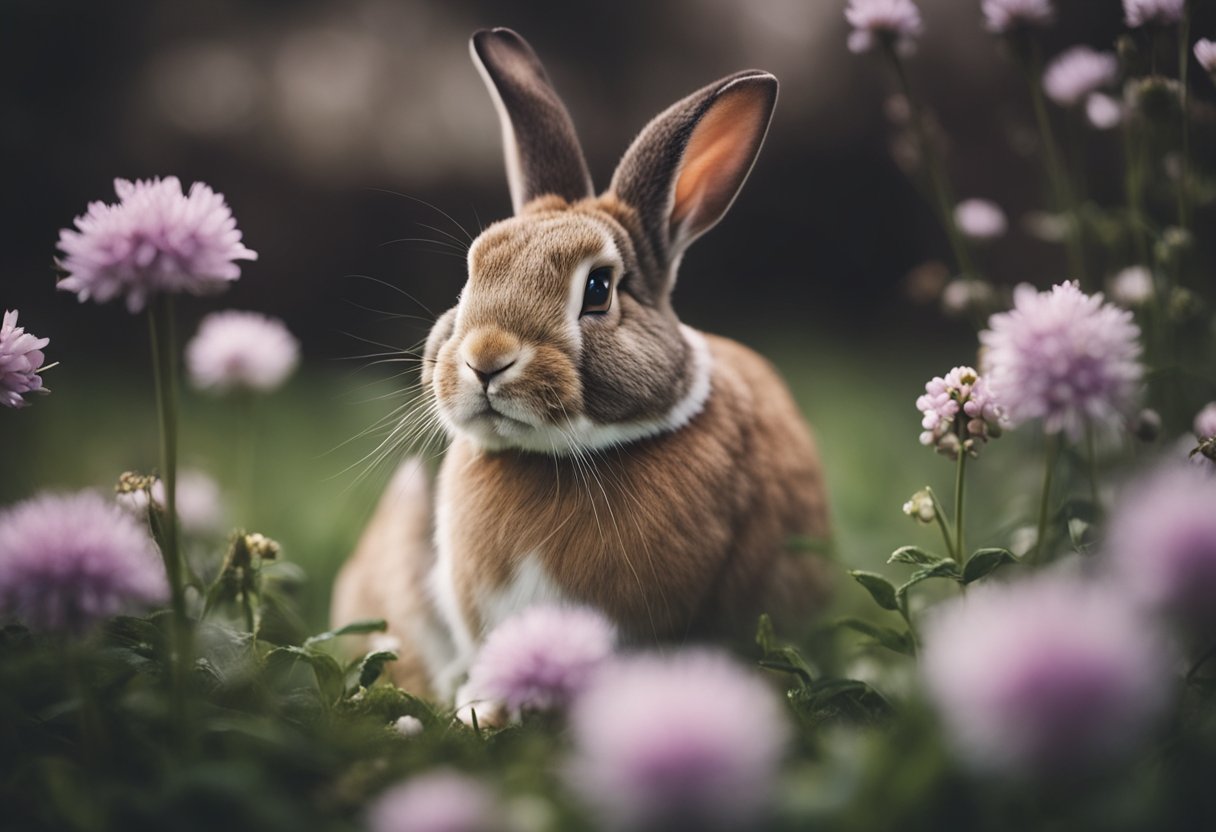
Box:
[844,0,923,56]
[186,310,299,393]
[0,310,50,409]
[920,575,1171,776]
[1107,465,1216,632]
[982,0,1054,34]
[916,366,1006,459]
[57,177,257,314]
[1195,403,1216,441]
[1042,46,1118,107]
[1085,93,1123,129]
[367,770,500,832]
[1124,0,1184,28]
[1197,40,1216,74]
[0,491,169,633]
[463,604,616,717]
[979,282,1142,440]
[567,650,789,830]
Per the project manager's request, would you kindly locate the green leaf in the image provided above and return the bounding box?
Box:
[302,619,387,648]
[887,546,945,567]
[755,614,816,687]
[833,617,915,656]
[848,571,899,611]
[348,650,398,693]
[895,560,962,599]
[266,646,346,705]
[962,548,1018,584]
[787,677,892,727]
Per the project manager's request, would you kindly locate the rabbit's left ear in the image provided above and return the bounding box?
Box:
[471,28,594,213]
[610,71,777,279]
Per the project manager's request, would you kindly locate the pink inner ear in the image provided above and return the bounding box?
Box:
[671,88,766,235]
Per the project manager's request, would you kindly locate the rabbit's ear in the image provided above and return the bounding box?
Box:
[471,28,594,213]
[609,71,776,278]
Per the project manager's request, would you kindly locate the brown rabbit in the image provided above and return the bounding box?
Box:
[332,28,830,702]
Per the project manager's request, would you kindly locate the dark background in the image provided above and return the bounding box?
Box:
[4,0,1215,624]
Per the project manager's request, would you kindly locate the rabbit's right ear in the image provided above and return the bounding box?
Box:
[471,28,594,214]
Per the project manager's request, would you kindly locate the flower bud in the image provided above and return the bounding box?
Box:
[903,489,937,524]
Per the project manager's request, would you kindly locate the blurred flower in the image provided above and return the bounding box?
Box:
[1123,0,1184,28]
[57,177,257,314]
[1196,39,1216,74]
[0,491,168,633]
[0,310,50,409]
[1108,265,1155,307]
[463,605,616,718]
[393,715,423,737]
[1085,92,1124,129]
[567,650,789,830]
[941,279,998,318]
[186,310,299,393]
[917,366,1007,459]
[368,770,500,832]
[953,199,1007,240]
[844,0,923,56]
[903,261,949,304]
[1107,465,1216,632]
[1021,210,1071,243]
[1131,408,1162,443]
[117,469,226,534]
[903,489,936,523]
[1195,403,1216,440]
[1042,47,1117,107]
[920,575,1170,776]
[982,0,1054,34]
[980,282,1142,440]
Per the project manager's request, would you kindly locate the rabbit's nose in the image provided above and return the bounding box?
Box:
[466,358,516,388]
[461,328,522,388]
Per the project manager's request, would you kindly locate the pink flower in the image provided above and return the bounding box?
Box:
[1196,39,1216,74]
[463,604,616,718]
[916,366,1007,459]
[1107,464,1216,632]
[953,199,1007,240]
[1085,93,1123,129]
[367,770,500,832]
[845,0,923,56]
[186,310,299,393]
[921,575,1171,775]
[567,650,789,830]
[1195,403,1216,440]
[1043,47,1118,107]
[982,0,1054,34]
[980,282,1143,440]
[57,177,257,313]
[1108,266,1154,307]
[1123,0,1184,28]
[0,491,168,633]
[0,310,50,409]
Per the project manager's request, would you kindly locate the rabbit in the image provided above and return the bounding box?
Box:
[332,27,831,703]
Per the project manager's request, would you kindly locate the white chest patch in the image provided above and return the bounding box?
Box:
[476,553,571,635]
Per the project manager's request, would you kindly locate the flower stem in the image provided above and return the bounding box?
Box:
[926,486,957,561]
[1177,5,1192,235]
[954,452,968,572]
[884,45,978,283]
[1085,422,1101,510]
[1031,434,1060,565]
[148,295,190,728]
[1025,43,1087,287]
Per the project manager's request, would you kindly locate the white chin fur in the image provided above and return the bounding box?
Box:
[440,325,713,455]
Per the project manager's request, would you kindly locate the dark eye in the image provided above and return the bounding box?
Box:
[580,267,613,316]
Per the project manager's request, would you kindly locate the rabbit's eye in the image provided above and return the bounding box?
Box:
[580,267,613,316]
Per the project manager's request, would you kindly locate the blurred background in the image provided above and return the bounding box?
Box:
[3,0,1215,627]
